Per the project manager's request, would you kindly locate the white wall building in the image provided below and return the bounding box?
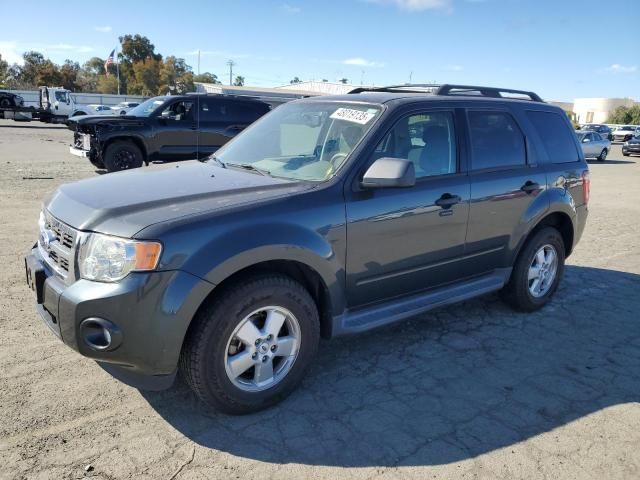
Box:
[573,98,637,124]
[276,81,366,95]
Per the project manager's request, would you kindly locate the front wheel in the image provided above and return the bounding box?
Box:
[501,227,565,312]
[0,98,11,108]
[103,140,143,172]
[180,275,320,414]
[597,149,608,161]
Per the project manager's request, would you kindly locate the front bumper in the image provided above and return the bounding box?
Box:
[24,246,213,390]
[69,146,90,158]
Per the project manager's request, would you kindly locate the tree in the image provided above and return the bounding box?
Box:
[118,34,162,94]
[0,54,8,86]
[130,58,162,95]
[233,75,245,86]
[607,105,640,125]
[160,56,194,94]
[339,78,349,84]
[193,72,220,84]
[59,60,81,91]
[80,57,105,92]
[96,74,119,94]
[290,76,301,84]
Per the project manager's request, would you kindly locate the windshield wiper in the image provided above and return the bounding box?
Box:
[225,162,271,176]
[205,154,226,167]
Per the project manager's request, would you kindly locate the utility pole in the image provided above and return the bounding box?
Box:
[409,71,413,83]
[226,60,235,86]
[197,50,201,76]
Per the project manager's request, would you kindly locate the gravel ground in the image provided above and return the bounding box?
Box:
[0,119,639,480]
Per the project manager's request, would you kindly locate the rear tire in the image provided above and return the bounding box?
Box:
[180,274,320,414]
[597,149,607,161]
[103,140,144,172]
[501,227,565,312]
[623,152,630,157]
[0,98,11,108]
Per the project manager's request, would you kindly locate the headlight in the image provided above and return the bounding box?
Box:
[78,232,162,282]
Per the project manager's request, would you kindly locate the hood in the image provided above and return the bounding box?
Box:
[66,114,144,130]
[627,137,640,144]
[45,161,314,237]
[614,129,634,134]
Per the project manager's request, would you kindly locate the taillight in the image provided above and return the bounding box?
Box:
[582,170,590,205]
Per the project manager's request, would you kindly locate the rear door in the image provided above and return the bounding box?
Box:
[463,108,547,274]
[345,106,471,307]
[198,99,269,157]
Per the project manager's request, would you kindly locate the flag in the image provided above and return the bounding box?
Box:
[104,49,115,75]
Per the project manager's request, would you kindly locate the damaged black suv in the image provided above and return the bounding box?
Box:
[68,94,270,172]
[27,84,589,414]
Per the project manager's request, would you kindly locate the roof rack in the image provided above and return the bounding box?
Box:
[348,84,543,102]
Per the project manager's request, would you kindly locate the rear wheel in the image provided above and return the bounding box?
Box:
[501,227,565,312]
[180,274,320,414]
[597,149,607,161]
[0,98,11,108]
[103,140,143,172]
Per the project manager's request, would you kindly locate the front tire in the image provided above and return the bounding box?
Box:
[180,274,320,414]
[598,149,607,161]
[0,98,11,108]
[103,140,143,172]
[501,227,565,312]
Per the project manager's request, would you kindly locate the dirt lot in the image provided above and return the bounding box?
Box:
[0,119,639,480]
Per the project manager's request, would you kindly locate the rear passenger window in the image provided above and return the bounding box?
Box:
[468,111,526,170]
[526,111,580,163]
[199,101,226,121]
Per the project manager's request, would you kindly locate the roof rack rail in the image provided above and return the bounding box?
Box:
[348,83,543,102]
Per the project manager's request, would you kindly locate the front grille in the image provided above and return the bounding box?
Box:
[38,210,78,279]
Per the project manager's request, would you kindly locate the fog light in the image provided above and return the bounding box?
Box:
[80,317,122,351]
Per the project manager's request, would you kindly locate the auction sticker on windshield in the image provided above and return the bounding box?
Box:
[330,108,376,125]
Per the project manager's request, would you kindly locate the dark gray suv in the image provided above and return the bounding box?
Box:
[25,84,589,414]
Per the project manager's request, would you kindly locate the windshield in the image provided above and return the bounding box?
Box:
[212,101,382,181]
[127,97,168,117]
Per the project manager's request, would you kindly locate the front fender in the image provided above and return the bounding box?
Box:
[184,221,346,314]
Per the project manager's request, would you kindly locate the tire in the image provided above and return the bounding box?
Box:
[501,227,565,312]
[597,149,607,161]
[623,152,630,157]
[180,274,320,414]
[89,156,106,169]
[0,98,11,108]
[103,140,144,172]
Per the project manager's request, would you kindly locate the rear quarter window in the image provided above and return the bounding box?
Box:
[526,111,580,163]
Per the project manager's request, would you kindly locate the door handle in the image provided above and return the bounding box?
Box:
[435,193,461,208]
[520,181,540,194]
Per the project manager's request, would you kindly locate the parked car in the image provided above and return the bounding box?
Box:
[0,91,24,108]
[580,123,613,141]
[576,130,610,161]
[111,101,140,115]
[26,84,589,413]
[76,104,118,117]
[612,125,640,143]
[67,94,271,172]
[622,136,640,156]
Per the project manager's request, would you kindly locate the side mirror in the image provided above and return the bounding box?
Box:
[361,157,415,189]
[582,137,590,143]
[160,110,175,120]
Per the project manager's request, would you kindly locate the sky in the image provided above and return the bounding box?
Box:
[1,0,638,101]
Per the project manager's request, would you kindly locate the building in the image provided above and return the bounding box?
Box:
[572,98,637,125]
[194,83,321,107]
[276,81,366,95]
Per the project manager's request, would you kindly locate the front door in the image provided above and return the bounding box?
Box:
[345,109,470,308]
[153,99,198,160]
